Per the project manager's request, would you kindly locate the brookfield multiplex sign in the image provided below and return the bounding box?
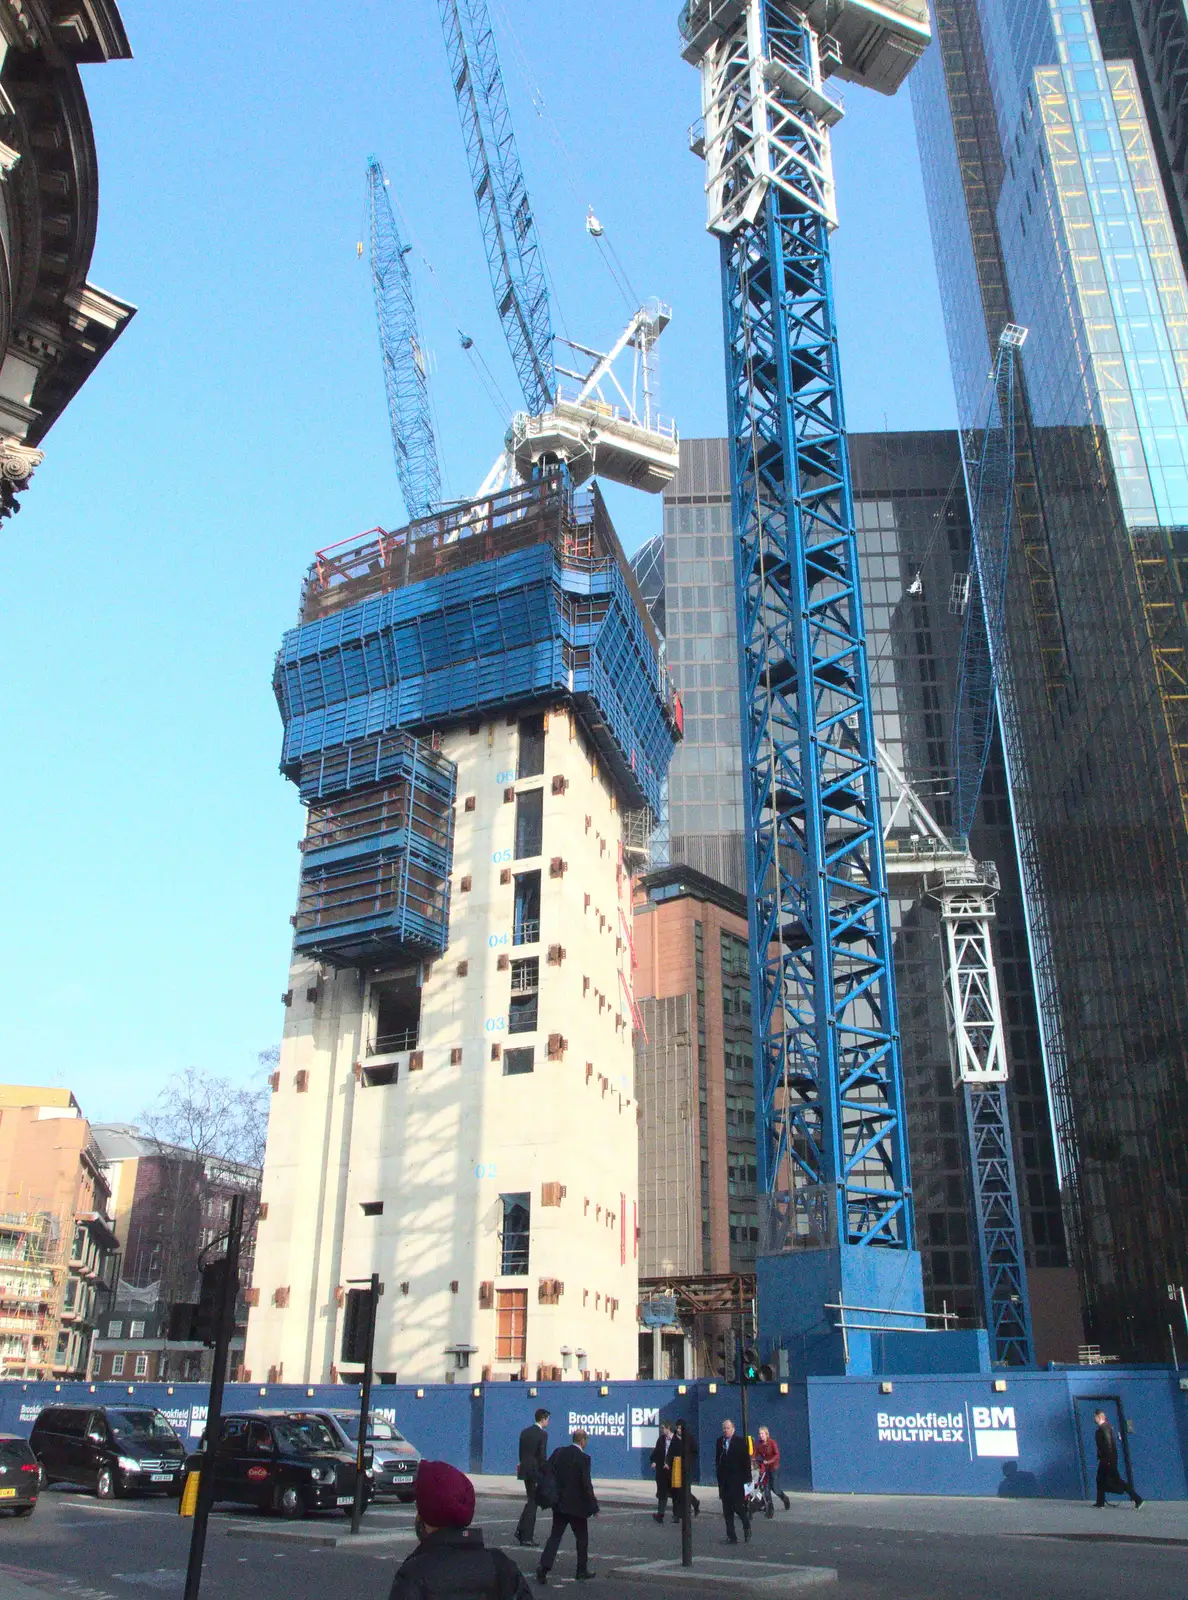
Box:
[876,1405,1019,1458]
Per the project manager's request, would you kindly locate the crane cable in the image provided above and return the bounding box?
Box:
[489,0,640,316]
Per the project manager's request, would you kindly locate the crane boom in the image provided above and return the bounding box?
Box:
[438,0,556,416]
[366,156,442,522]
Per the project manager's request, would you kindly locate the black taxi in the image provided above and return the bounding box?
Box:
[194,1411,369,1519]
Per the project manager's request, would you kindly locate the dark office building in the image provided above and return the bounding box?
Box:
[632,435,1080,1359]
[912,1,1188,1357]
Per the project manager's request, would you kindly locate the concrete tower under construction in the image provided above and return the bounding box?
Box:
[244,474,682,1385]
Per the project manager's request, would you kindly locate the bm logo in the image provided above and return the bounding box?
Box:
[972,1405,1018,1458]
[630,1407,660,1449]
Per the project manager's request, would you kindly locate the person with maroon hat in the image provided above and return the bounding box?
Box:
[388,1459,533,1599]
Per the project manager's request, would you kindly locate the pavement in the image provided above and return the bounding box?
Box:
[2,1479,1187,1600]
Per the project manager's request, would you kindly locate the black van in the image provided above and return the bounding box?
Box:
[192,1411,368,1519]
[29,1405,186,1499]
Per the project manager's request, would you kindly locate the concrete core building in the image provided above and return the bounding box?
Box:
[245,474,681,1385]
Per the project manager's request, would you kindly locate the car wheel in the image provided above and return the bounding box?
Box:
[396,1491,416,1504]
[276,1485,304,1520]
[96,1466,118,1501]
[14,1506,33,1518]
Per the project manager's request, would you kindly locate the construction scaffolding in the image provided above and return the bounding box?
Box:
[0,1211,64,1379]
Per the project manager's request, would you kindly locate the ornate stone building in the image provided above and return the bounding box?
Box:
[0,1,134,517]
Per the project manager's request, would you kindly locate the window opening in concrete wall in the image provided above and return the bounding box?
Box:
[514,787,544,858]
[369,971,421,1054]
[514,871,541,945]
[509,957,539,1033]
[363,1063,398,1087]
[499,1193,530,1275]
[517,713,546,779]
[503,1046,535,1076]
[495,1288,527,1362]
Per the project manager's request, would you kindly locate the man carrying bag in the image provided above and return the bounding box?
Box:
[515,1407,550,1547]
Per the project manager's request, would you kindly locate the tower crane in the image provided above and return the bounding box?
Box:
[365,156,442,522]
[438,0,680,495]
[680,0,933,1370]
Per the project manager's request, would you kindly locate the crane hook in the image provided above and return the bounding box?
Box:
[585,207,604,239]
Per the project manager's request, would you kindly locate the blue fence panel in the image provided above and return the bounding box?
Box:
[480,1381,697,1484]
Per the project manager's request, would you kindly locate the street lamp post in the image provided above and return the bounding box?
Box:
[182,1191,244,1600]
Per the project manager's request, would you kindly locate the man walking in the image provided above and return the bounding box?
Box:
[515,1406,550,1547]
[1093,1409,1143,1509]
[754,1425,791,1517]
[536,1427,599,1585]
[650,1421,672,1523]
[389,1460,532,1599]
[715,1417,751,1544]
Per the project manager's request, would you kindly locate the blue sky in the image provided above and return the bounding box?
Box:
[0,1,956,1122]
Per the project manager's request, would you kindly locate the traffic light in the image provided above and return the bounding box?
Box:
[341,1286,376,1364]
[194,1258,228,1346]
[713,1332,729,1378]
[741,1346,774,1382]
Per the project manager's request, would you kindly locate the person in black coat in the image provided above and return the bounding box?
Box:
[714,1417,752,1543]
[1093,1409,1143,1508]
[389,1459,532,1600]
[667,1419,700,1522]
[536,1428,599,1585]
[650,1421,673,1522]
[515,1407,550,1547]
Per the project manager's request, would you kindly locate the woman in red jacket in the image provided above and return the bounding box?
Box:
[754,1426,791,1517]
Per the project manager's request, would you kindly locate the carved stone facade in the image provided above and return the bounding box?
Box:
[0,1,134,519]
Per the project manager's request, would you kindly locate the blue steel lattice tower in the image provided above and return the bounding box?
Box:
[681,0,952,1373]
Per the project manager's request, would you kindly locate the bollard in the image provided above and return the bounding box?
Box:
[178,1471,200,1519]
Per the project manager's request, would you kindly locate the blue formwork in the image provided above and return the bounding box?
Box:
[289,730,456,967]
[274,483,679,820]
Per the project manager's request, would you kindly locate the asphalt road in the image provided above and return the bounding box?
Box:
[2,1484,1188,1599]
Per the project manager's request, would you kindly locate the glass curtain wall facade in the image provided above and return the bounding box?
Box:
[633,434,1076,1352]
[913,0,1188,1356]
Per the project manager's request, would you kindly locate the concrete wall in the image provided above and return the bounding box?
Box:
[246,709,640,1384]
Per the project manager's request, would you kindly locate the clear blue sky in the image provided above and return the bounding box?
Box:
[0,1,956,1122]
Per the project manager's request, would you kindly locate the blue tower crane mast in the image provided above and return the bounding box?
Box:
[437,0,556,417]
[681,0,934,1369]
[366,156,442,522]
[938,323,1035,1367]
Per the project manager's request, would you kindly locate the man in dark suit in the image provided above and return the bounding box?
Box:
[715,1417,751,1543]
[650,1421,673,1522]
[1093,1409,1143,1508]
[536,1427,599,1585]
[515,1407,550,1547]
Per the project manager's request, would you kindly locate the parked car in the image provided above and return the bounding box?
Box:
[0,1435,41,1515]
[29,1406,186,1500]
[190,1411,370,1520]
[306,1408,421,1502]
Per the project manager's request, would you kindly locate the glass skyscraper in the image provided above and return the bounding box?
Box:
[633,434,1080,1358]
[913,0,1188,1356]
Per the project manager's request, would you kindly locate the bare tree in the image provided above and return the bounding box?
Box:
[141,1064,269,1172]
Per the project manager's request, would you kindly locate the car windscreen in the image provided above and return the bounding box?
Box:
[105,1410,180,1446]
[0,1439,34,1464]
[335,1415,402,1444]
[271,1419,338,1455]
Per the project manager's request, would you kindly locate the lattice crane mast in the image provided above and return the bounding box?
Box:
[875,325,1036,1367]
[680,0,931,1349]
[365,156,442,522]
[438,0,680,495]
